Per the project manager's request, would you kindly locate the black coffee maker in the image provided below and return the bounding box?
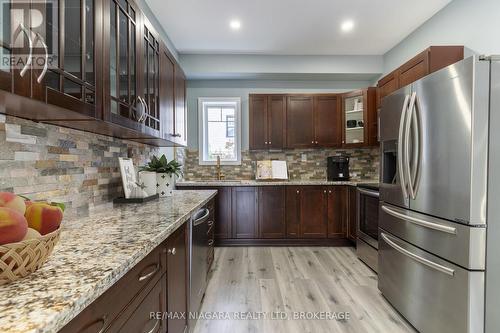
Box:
[327,155,350,181]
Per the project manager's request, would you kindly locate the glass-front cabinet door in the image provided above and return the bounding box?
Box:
[342,90,367,146]
[0,0,100,107]
[104,0,143,130]
[141,18,160,137]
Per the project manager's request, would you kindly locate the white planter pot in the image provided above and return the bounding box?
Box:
[138,171,157,197]
[156,173,174,197]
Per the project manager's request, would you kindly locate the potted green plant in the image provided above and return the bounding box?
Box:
[139,155,182,197]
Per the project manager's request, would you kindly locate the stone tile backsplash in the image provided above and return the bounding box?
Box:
[178,147,379,181]
[0,115,158,217]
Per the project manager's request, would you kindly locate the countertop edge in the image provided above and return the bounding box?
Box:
[175,181,378,187]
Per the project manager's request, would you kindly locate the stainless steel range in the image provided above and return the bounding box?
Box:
[378,55,500,333]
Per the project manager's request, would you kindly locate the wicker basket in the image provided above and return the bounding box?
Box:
[0,228,61,285]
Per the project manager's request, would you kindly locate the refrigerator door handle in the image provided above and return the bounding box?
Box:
[405,92,417,199]
[381,205,457,234]
[411,94,422,198]
[381,232,455,276]
[398,94,410,199]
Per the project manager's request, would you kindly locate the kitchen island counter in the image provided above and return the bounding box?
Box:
[0,190,216,333]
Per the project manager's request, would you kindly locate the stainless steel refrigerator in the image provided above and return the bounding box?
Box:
[378,55,500,333]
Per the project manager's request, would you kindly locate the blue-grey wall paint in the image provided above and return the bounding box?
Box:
[383,0,500,74]
[186,79,373,150]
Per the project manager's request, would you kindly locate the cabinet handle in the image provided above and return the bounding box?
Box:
[138,263,160,282]
[15,23,33,77]
[329,190,332,194]
[33,32,48,83]
[265,141,268,144]
[296,190,300,194]
[311,141,314,144]
[315,141,319,144]
[81,315,108,333]
[168,248,176,255]
[170,133,181,137]
[145,318,161,333]
[208,239,214,246]
[324,190,327,194]
[269,141,272,144]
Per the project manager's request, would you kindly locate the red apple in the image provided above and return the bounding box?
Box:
[0,207,28,245]
[25,202,63,235]
[0,192,26,215]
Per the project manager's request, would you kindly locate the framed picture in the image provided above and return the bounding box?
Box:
[118,158,138,199]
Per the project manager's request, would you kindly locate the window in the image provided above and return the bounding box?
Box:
[198,97,241,165]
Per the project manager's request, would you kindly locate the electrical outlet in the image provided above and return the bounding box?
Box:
[301,153,307,162]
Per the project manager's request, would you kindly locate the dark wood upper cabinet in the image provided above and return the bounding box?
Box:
[249,94,285,150]
[258,186,285,238]
[286,95,315,148]
[1,0,103,118]
[268,95,286,149]
[327,186,347,239]
[231,187,258,239]
[377,45,464,107]
[341,88,377,147]
[166,224,188,333]
[314,95,341,147]
[103,0,143,131]
[299,186,328,238]
[160,44,175,141]
[249,94,268,150]
[172,63,187,146]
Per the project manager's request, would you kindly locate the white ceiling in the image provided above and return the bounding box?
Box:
[146,0,452,55]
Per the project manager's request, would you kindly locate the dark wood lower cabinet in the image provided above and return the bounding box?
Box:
[58,223,188,333]
[328,186,347,238]
[299,186,328,238]
[285,186,301,238]
[166,224,188,333]
[258,187,286,238]
[179,185,357,246]
[232,187,258,239]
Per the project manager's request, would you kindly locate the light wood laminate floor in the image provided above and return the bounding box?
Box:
[194,247,415,333]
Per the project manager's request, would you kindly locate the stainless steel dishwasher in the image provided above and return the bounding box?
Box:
[190,207,210,317]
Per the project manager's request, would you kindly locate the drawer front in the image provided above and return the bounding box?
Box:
[379,203,485,269]
[356,238,378,273]
[379,231,484,333]
[59,246,165,333]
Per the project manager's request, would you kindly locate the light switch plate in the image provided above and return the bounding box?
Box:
[301,153,307,162]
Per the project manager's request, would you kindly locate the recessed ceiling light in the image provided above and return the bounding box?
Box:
[230,20,241,30]
[341,20,355,32]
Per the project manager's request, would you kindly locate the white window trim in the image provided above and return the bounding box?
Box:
[198,97,242,166]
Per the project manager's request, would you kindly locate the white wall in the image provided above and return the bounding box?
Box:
[383,0,500,74]
[186,79,372,150]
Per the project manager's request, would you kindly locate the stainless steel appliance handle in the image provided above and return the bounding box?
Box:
[381,232,455,276]
[33,32,48,83]
[381,205,457,234]
[357,188,379,198]
[193,208,210,226]
[411,94,422,199]
[16,23,33,77]
[398,94,410,199]
[404,92,416,199]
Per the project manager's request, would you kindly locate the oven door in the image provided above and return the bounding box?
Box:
[357,187,379,249]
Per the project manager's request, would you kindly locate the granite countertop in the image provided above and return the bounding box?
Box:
[0,190,217,333]
[176,180,379,187]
